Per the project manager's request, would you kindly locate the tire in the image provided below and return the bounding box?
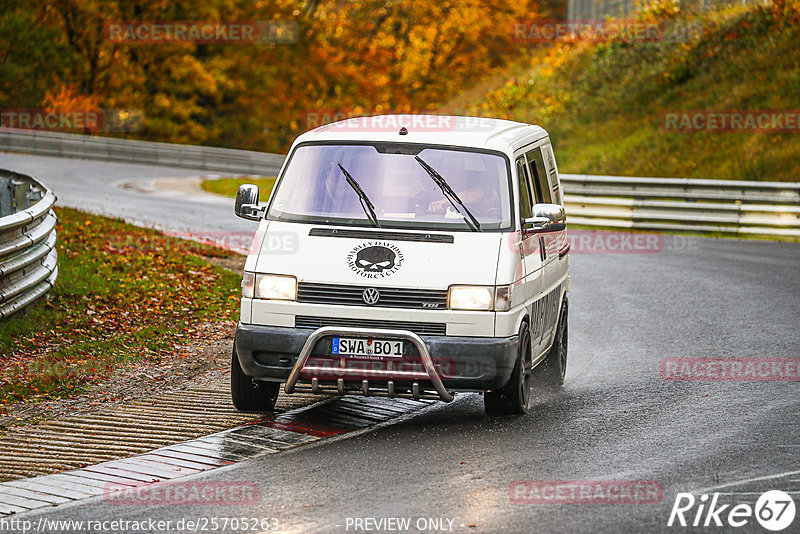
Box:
[231,343,280,412]
[485,322,532,415]
[531,299,568,394]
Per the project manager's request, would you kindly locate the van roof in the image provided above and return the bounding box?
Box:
[295,114,547,153]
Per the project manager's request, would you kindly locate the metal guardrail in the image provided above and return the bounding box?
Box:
[2,128,798,237]
[0,170,58,319]
[567,0,767,22]
[0,128,285,175]
[561,174,800,237]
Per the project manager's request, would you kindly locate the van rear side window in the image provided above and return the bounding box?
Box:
[542,144,561,204]
[526,148,551,204]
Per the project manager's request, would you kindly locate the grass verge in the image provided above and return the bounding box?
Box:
[0,207,241,410]
[200,177,276,198]
[459,1,800,181]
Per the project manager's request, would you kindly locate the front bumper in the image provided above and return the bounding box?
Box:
[235,323,518,398]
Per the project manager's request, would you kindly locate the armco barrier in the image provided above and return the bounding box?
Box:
[561,174,800,237]
[0,128,285,175]
[0,170,58,319]
[2,128,799,237]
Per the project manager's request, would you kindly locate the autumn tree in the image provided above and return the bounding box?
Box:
[1,0,544,151]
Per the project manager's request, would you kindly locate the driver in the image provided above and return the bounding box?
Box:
[427,179,485,213]
[426,153,492,214]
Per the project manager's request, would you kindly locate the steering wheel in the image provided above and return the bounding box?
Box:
[412,190,436,215]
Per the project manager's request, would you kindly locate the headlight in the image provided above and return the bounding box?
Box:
[448,285,494,311]
[447,284,513,311]
[253,273,297,300]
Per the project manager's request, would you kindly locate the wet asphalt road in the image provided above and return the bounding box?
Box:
[2,153,800,533]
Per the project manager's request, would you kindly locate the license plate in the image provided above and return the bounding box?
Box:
[331,337,403,359]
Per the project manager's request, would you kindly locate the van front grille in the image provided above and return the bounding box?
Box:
[297,282,448,310]
[295,315,446,336]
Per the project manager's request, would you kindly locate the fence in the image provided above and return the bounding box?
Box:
[561,174,800,237]
[0,170,58,319]
[0,128,284,176]
[1,128,799,237]
[567,0,769,21]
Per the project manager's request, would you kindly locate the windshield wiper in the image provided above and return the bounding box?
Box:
[414,156,481,232]
[337,163,380,228]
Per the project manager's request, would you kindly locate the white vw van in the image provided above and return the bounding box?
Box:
[232,115,570,415]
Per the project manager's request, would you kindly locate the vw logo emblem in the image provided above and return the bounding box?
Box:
[362,287,380,305]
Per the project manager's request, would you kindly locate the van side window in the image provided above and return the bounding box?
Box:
[516,158,533,219]
[526,148,552,204]
[542,144,561,205]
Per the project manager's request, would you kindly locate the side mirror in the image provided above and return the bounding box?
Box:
[235,184,264,221]
[523,203,566,233]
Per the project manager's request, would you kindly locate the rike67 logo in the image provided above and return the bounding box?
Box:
[668,490,796,531]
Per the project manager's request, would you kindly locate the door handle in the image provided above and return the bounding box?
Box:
[539,236,546,261]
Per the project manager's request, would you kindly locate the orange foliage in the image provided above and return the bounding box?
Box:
[1,0,546,151]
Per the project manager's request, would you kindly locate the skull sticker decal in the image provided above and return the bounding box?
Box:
[356,247,395,272]
[347,242,404,278]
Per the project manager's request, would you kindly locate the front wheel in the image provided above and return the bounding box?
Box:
[231,343,280,412]
[485,322,532,415]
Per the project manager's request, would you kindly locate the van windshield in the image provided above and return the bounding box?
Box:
[267,143,512,231]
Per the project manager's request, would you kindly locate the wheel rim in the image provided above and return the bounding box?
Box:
[557,311,568,380]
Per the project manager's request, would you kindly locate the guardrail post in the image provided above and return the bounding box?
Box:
[12,179,30,210]
[0,178,11,217]
[26,185,43,206]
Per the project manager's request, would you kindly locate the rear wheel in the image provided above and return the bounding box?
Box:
[485,322,532,415]
[231,343,280,412]
[531,299,568,394]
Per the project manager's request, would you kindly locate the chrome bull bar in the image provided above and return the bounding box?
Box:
[284,326,454,403]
